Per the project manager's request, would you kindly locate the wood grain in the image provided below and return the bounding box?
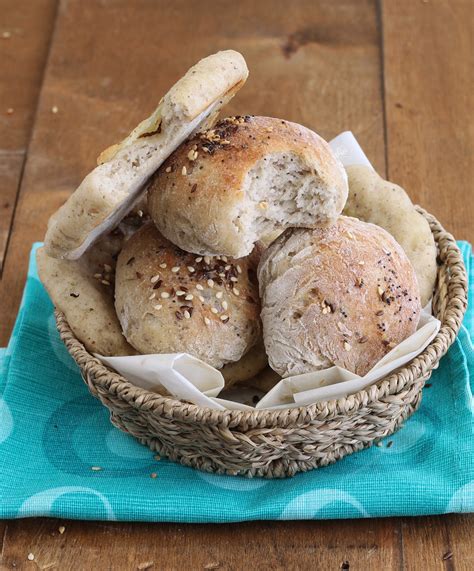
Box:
[381,1,474,567]
[382,0,474,242]
[1,517,401,570]
[0,0,58,272]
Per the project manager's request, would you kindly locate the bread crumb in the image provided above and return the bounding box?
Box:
[181,166,187,175]
[204,317,211,325]
[138,561,155,570]
[165,166,172,173]
[344,342,351,351]
[91,466,102,471]
[51,106,59,114]
[27,553,35,561]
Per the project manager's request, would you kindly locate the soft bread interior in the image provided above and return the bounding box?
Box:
[233,152,340,253]
[60,99,223,260]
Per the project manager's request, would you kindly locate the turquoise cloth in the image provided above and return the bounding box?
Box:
[0,243,472,522]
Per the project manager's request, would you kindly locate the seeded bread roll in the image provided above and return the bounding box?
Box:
[258,216,421,378]
[115,223,262,369]
[44,50,248,260]
[148,116,348,258]
[344,165,437,307]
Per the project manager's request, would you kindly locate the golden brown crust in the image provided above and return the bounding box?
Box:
[115,223,262,369]
[148,116,348,258]
[258,216,422,377]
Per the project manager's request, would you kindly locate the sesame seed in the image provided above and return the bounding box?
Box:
[216,291,223,299]
[148,293,156,300]
[91,466,102,471]
[378,286,385,297]
[218,272,226,278]
[165,166,172,173]
[358,261,365,265]
[259,201,268,209]
[183,310,191,319]
[176,290,186,296]
[207,279,214,288]
[195,257,203,262]
[188,149,196,160]
[103,264,112,272]
[182,166,187,175]
[187,266,195,273]
[204,317,211,325]
[322,307,328,315]
[161,292,170,299]
[28,553,35,561]
[159,263,167,269]
[101,280,110,286]
[196,284,204,290]
[171,266,180,273]
[51,105,59,114]
[193,150,199,160]
[225,265,231,270]
[220,315,229,321]
[344,342,352,351]
[233,288,240,296]
[221,256,228,262]
[94,273,102,279]
[211,307,219,314]
[199,295,205,302]
[237,265,242,274]
[222,301,228,310]
[58,525,66,534]
[154,304,162,310]
[204,256,211,264]
[2,31,11,39]
[185,294,194,301]
[150,274,160,283]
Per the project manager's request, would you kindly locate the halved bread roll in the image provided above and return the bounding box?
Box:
[44,50,249,260]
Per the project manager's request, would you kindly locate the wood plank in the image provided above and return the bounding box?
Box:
[1,517,401,570]
[382,0,474,242]
[0,0,397,568]
[401,515,474,571]
[382,1,474,568]
[0,0,58,272]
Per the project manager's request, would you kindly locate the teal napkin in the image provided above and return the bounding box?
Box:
[0,243,473,522]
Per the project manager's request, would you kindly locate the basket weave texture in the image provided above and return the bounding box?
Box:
[56,208,468,478]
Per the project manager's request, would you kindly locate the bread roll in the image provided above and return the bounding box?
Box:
[115,223,262,369]
[44,50,248,260]
[37,230,136,356]
[220,341,268,386]
[258,216,421,377]
[148,116,348,258]
[343,165,437,307]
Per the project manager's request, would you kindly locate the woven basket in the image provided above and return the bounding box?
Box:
[56,208,468,478]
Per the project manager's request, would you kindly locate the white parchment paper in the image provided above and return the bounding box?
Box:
[96,132,441,410]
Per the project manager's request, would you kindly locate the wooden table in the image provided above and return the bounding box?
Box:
[0,0,472,568]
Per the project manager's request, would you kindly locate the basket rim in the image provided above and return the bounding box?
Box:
[57,207,468,429]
